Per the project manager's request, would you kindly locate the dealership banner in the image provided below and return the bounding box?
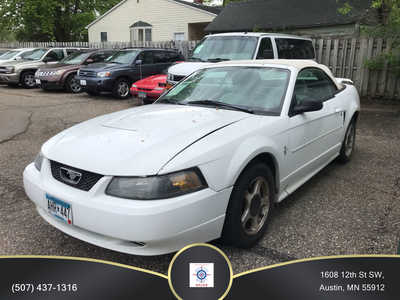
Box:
[0,244,399,300]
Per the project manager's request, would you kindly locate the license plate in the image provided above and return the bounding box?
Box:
[35,79,41,85]
[46,194,73,225]
[80,80,87,86]
[138,91,147,98]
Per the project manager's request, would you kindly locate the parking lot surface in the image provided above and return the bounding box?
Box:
[0,85,399,274]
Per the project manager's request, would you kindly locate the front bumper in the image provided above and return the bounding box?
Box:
[76,76,114,93]
[37,77,63,90]
[0,73,19,83]
[23,160,231,255]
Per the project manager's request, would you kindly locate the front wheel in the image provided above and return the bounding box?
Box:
[221,163,275,248]
[21,71,36,89]
[338,118,356,163]
[112,78,131,99]
[65,74,82,93]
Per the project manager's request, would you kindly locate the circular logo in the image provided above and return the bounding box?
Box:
[168,243,233,300]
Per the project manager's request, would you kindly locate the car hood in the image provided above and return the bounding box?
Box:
[168,62,213,77]
[134,74,166,87]
[39,63,79,71]
[42,104,251,176]
[80,62,123,71]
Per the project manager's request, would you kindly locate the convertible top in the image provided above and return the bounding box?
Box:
[213,59,343,89]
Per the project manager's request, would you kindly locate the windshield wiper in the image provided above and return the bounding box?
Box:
[188,57,206,62]
[207,58,230,62]
[187,100,254,114]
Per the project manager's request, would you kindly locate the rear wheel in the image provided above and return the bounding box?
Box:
[221,163,275,248]
[21,71,36,89]
[338,118,356,163]
[112,78,131,99]
[65,74,82,93]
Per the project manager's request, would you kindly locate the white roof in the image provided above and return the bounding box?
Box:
[210,59,341,89]
[205,32,312,41]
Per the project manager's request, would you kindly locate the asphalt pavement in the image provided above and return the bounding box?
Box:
[0,85,399,274]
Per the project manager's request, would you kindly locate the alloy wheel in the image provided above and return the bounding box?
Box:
[24,74,35,87]
[241,177,270,235]
[118,82,129,97]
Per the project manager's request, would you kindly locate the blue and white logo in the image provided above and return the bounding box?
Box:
[190,263,214,288]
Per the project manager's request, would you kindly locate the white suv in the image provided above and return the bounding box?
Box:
[167,32,315,86]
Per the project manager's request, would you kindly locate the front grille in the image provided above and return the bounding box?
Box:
[79,70,97,77]
[50,160,103,191]
[0,67,8,74]
[138,87,152,91]
[39,71,57,77]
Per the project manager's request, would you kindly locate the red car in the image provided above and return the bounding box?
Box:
[130,74,167,103]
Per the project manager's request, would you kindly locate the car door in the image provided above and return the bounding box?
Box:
[153,51,171,73]
[133,51,155,80]
[283,67,343,192]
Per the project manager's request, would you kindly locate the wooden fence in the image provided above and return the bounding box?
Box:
[1,38,399,99]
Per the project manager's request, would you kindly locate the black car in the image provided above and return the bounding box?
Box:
[76,48,185,99]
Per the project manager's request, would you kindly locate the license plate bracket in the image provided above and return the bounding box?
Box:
[46,194,73,225]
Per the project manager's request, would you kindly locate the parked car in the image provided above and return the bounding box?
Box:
[130,62,183,103]
[167,32,315,87]
[130,74,167,103]
[23,60,360,255]
[76,48,185,99]
[35,49,116,93]
[0,48,36,64]
[0,47,85,88]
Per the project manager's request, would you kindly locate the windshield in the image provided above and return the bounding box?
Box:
[60,52,89,65]
[21,49,47,60]
[191,36,258,61]
[0,50,19,60]
[105,50,139,64]
[158,67,290,115]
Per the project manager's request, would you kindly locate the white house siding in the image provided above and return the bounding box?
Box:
[88,0,216,42]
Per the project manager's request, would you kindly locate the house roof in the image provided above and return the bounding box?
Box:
[86,0,222,29]
[205,0,372,33]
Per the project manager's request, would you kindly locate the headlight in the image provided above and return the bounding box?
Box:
[97,71,111,78]
[55,70,63,75]
[167,73,172,81]
[131,84,137,88]
[5,66,15,74]
[34,152,44,171]
[106,168,207,200]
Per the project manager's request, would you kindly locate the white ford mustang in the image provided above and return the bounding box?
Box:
[23,60,360,255]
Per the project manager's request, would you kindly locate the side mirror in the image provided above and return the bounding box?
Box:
[15,56,22,61]
[85,58,94,64]
[135,59,142,65]
[292,100,323,116]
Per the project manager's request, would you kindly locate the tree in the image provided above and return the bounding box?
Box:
[0,0,120,42]
[341,0,400,74]
[222,0,243,7]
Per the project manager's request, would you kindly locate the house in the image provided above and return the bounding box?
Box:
[206,0,374,38]
[86,0,221,42]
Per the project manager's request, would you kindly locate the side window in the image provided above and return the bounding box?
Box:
[66,49,78,56]
[167,52,182,62]
[276,38,315,59]
[294,68,337,104]
[256,38,274,59]
[153,51,168,63]
[101,32,108,42]
[90,52,106,63]
[137,51,154,64]
[46,49,63,61]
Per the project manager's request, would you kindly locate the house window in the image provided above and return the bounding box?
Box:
[174,33,185,41]
[100,32,107,42]
[130,21,152,42]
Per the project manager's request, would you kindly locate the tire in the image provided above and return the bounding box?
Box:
[112,78,131,99]
[337,118,356,163]
[21,71,36,89]
[221,163,275,248]
[65,74,82,93]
